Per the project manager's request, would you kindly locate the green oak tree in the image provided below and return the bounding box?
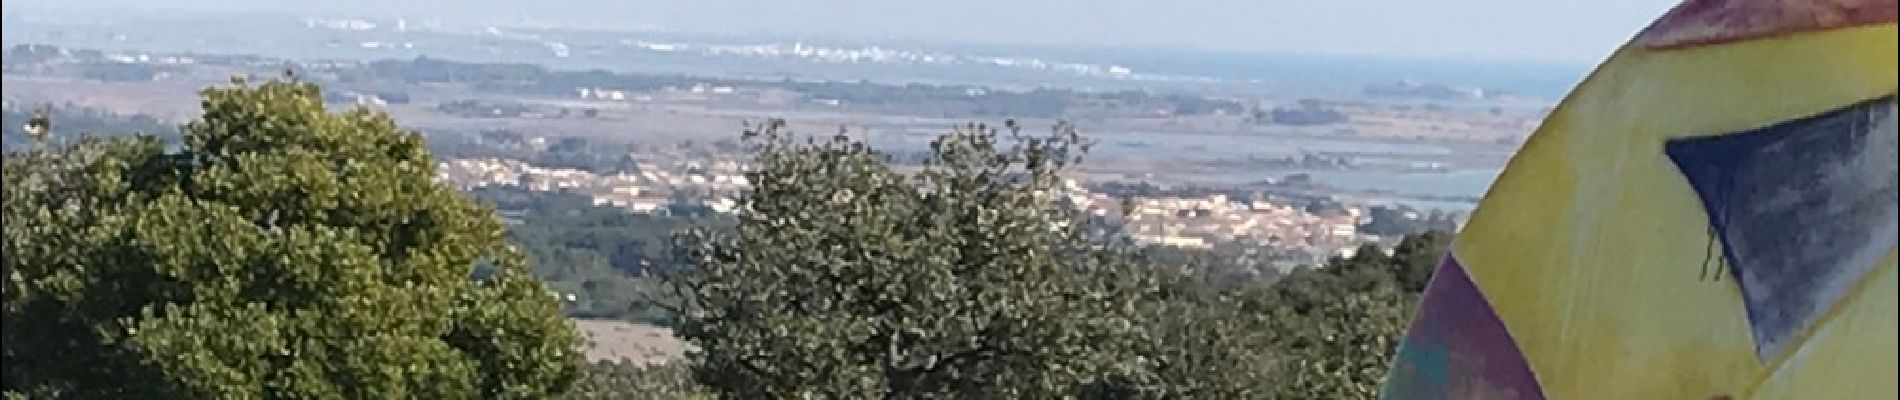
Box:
[654,116,1450,399]
[2,78,583,399]
[665,120,1159,398]
[567,361,708,400]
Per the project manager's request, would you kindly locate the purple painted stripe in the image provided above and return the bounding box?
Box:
[1382,253,1545,399]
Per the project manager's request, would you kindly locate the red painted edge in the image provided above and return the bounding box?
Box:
[1637,0,1898,49]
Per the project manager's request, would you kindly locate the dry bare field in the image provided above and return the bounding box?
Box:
[574,319,688,365]
[2,75,211,122]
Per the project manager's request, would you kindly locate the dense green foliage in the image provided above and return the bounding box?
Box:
[659,120,1452,398]
[1254,234,1447,397]
[1083,233,1444,398]
[1,79,583,398]
[568,361,708,400]
[667,121,1157,398]
[468,187,724,324]
[565,232,1445,400]
[2,77,1454,399]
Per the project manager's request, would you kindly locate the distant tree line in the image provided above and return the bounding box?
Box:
[1358,205,1462,237]
[429,133,653,174]
[326,57,1242,119]
[4,44,271,70]
[465,187,728,325]
[1252,99,1350,126]
[2,104,177,151]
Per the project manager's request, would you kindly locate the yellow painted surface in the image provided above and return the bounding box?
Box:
[1450,23,1897,398]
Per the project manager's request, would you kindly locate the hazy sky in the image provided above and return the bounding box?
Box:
[7,0,1680,64]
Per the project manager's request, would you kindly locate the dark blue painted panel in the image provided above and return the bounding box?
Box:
[1664,95,1898,361]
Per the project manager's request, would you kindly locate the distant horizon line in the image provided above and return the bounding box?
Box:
[4,4,1605,70]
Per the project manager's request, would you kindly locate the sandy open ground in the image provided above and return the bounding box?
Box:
[574,319,689,365]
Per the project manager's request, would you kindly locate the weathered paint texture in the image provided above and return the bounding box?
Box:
[1379,0,1898,398]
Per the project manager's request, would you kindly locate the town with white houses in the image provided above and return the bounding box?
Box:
[436,156,1437,272]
